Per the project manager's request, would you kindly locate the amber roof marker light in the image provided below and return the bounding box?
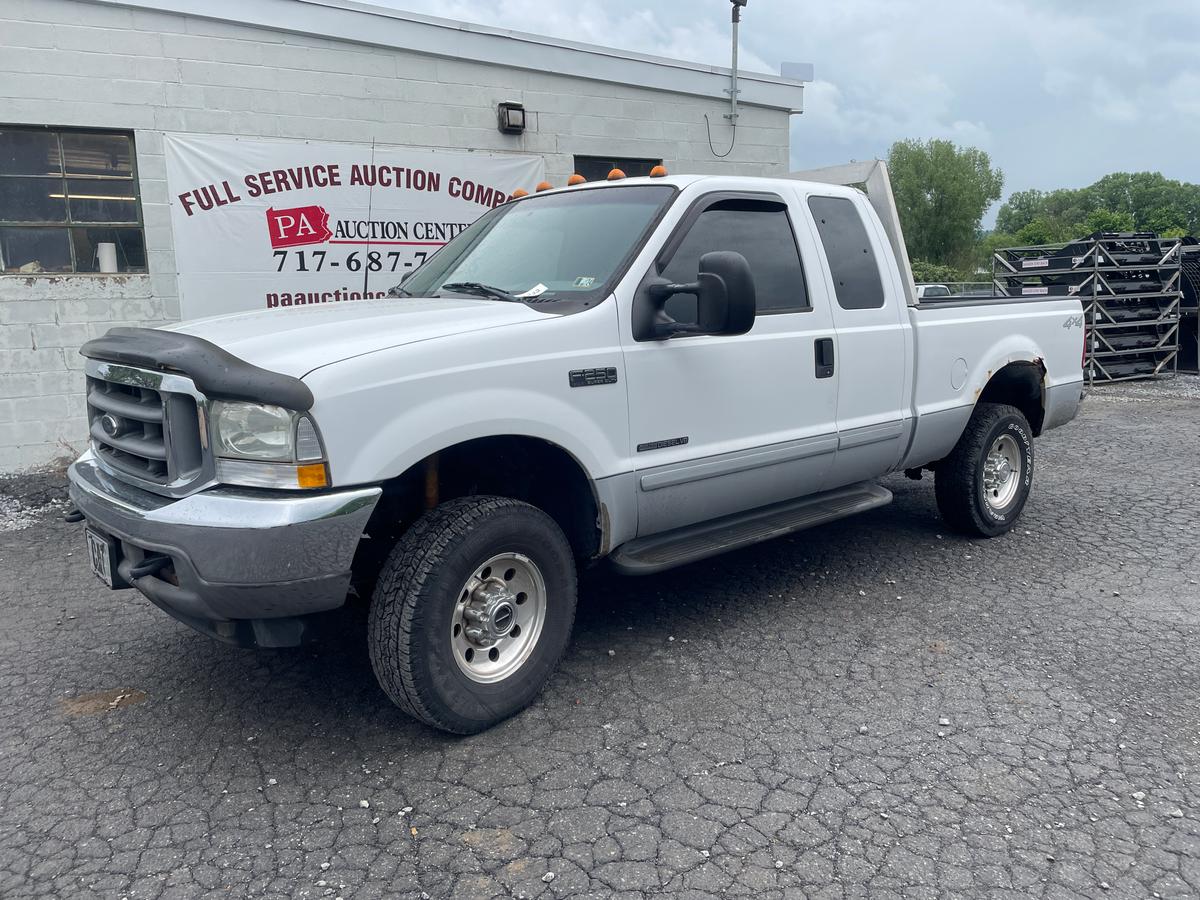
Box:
[535,181,553,192]
[567,174,587,186]
[607,168,626,181]
[649,165,668,177]
[510,188,529,199]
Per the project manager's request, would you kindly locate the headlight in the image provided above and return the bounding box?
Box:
[210,401,329,489]
[213,402,294,461]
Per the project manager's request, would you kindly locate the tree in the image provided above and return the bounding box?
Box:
[1083,208,1135,235]
[887,139,1003,269]
[992,172,1200,244]
[909,259,964,284]
[1015,218,1071,247]
[995,188,1045,235]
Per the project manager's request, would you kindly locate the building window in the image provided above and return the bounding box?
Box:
[573,155,663,182]
[0,126,146,275]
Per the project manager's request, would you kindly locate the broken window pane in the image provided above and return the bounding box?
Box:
[0,227,72,273]
[71,226,146,272]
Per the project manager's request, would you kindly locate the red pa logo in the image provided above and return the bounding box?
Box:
[266,205,332,248]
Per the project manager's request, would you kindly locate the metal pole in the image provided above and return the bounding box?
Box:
[727,5,740,124]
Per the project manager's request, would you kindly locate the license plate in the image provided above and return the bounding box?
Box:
[85,528,118,588]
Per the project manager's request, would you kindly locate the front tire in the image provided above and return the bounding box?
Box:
[368,496,577,734]
[935,402,1034,537]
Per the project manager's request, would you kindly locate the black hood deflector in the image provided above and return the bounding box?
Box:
[80,327,314,410]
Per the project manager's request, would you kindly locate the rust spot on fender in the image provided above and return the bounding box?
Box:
[597,502,612,556]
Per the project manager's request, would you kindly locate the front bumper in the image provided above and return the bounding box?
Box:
[68,453,381,646]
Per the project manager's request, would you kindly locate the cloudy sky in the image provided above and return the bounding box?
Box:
[386,0,1199,225]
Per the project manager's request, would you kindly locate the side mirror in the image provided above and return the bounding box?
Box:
[642,251,756,340]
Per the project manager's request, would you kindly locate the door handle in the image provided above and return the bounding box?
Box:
[815,337,835,378]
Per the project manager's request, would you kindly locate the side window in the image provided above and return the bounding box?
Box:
[659,199,809,321]
[808,196,885,310]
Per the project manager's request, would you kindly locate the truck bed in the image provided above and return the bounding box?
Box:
[902,295,1085,470]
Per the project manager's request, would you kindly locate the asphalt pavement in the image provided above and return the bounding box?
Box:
[1,378,1198,899]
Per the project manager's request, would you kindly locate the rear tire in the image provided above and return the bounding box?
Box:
[368,496,577,734]
[935,402,1034,537]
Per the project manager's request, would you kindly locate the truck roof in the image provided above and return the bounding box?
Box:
[533,173,862,199]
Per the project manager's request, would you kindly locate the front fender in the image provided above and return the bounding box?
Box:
[301,307,630,488]
[333,386,619,486]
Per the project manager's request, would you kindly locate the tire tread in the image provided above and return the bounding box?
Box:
[935,402,1029,537]
[368,496,574,733]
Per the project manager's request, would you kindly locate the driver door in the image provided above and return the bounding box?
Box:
[620,191,840,536]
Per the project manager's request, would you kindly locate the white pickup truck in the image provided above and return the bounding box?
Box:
[68,161,1085,733]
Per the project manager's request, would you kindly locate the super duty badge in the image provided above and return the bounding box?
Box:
[569,367,618,388]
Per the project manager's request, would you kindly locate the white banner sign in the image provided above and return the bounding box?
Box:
[164,135,545,319]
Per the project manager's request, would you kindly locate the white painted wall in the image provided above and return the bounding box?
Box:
[0,0,796,471]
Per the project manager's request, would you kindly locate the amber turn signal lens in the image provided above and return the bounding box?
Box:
[535,181,553,192]
[296,463,329,489]
[648,165,668,177]
[567,173,586,185]
[607,168,626,180]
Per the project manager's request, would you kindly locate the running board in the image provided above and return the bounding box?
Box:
[610,482,893,576]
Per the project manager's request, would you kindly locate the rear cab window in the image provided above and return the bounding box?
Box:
[807,196,886,311]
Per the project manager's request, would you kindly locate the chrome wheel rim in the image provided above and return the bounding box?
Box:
[451,552,546,684]
[982,434,1021,510]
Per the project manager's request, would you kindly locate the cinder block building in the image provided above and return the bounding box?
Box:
[0,0,807,471]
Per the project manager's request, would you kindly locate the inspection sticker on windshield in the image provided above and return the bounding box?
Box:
[573,276,596,288]
[517,283,548,298]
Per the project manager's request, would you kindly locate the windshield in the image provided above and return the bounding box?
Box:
[399,185,675,305]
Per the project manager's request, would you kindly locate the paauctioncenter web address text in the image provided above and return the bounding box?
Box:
[265,287,390,308]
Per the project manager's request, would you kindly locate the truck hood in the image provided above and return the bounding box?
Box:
[168,297,550,378]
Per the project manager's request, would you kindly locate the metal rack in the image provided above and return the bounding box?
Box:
[1180,240,1199,373]
[993,233,1183,384]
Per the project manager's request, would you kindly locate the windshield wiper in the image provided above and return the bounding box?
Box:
[439,282,521,302]
[386,283,412,298]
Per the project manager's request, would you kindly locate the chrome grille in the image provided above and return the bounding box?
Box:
[84,361,212,497]
[87,378,169,482]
